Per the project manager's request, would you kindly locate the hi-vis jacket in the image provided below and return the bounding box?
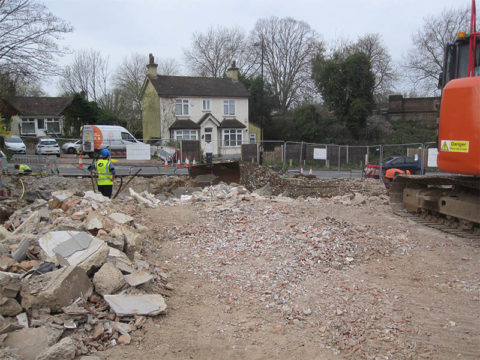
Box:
[385,168,410,179]
[95,159,114,185]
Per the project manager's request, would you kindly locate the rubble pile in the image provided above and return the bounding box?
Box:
[161,185,422,358]
[0,189,170,359]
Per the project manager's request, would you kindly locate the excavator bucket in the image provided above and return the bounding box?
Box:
[188,161,241,187]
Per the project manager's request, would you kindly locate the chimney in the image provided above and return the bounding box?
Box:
[227,61,239,82]
[147,53,158,78]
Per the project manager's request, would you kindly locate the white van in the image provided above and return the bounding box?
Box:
[81,125,139,157]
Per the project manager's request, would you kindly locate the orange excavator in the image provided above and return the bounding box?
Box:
[390,0,480,235]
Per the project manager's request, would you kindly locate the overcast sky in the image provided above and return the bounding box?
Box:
[42,0,467,96]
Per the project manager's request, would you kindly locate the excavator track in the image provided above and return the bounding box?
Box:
[389,174,480,240]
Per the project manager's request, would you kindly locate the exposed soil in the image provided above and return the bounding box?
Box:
[1,164,479,359]
[96,178,479,359]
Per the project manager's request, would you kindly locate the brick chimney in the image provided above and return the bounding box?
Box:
[147,53,158,78]
[227,61,239,82]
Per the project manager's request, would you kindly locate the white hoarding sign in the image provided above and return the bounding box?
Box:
[127,144,151,160]
[313,148,327,160]
[427,148,438,167]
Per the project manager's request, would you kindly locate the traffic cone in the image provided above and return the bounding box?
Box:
[300,165,304,174]
[185,156,190,168]
[78,154,83,168]
[192,157,197,166]
[177,159,181,168]
[309,166,312,175]
[164,159,168,169]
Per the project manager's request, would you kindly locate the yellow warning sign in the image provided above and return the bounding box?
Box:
[440,140,469,153]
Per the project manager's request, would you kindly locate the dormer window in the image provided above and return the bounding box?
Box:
[223,99,235,116]
[176,99,189,116]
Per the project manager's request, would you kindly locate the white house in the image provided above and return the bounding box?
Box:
[141,54,250,158]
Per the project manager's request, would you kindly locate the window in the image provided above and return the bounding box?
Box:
[121,132,136,142]
[175,99,189,116]
[202,99,211,111]
[46,118,60,134]
[21,118,35,135]
[223,129,242,147]
[223,99,235,116]
[249,132,256,144]
[204,127,212,142]
[174,129,198,140]
[37,118,45,129]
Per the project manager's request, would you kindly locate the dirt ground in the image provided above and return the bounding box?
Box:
[0,165,478,359]
[90,179,479,359]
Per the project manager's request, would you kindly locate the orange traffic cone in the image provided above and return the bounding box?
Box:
[177,159,181,168]
[78,154,83,168]
[164,159,168,169]
[300,165,304,174]
[192,157,197,166]
[309,166,312,175]
[185,156,190,168]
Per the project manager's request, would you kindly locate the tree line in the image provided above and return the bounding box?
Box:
[0,0,470,143]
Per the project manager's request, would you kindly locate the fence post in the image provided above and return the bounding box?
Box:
[337,145,341,172]
[283,141,286,168]
[346,145,349,165]
[300,141,303,165]
[379,145,384,180]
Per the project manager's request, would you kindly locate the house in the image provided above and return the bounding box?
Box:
[0,96,73,137]
[141,54,251,158]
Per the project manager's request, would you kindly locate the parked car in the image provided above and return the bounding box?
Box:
[61,140,81,154]
[381,156,423,175]
[35,138,60,157]
[4,135,26,154]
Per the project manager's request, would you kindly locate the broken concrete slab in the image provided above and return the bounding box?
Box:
[109,212,134,225]
[56,237,109,274]
[107,247,135,274]
[124,271,153,287]
[3,327,63,360]
[35,336,76,360]
[92,262,126,296]
[0,273,21,298]
[0,297,23,316]
[49,190,74,210]
[51,232,92,258]
[11,238,29,262]
[103,294,167,316]
[0,255,15,271]
[39,231,109,274]
[119,226,144,260]
[86,217,103,232]
[21,266,93,313]
[38,231,81,259]
[16,312,28,328]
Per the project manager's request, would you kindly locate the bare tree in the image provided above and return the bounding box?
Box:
[251,17,324,113]
[404,6,469,95]
[157,57,181,75]
[346,34,397,100]
[184,26,255,77]
[0,0,72,81]
[59,49,110,103]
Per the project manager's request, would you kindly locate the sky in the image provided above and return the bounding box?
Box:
[42,0,467,96]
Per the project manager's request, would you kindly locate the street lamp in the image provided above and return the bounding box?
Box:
[254,36,264,164]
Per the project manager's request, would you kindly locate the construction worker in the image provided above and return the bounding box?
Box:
[383,168,411,189]
[14,164,32,175]
[88,149,115,198]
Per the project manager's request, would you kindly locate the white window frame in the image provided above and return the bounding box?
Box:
[173,129,198,140]
[20,118,36,135]
[202,99,211,111]
[45,117,61,134]
[249,132,256,144]
[175,99,189,116]
[223,99,235,116]
[222,129,243,147]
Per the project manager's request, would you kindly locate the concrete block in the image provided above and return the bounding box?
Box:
[0,297,23,316]
[92,262,126,295]
[124,271,153,287]
[3,327,62,360]
[35,336,76,360]
[103,294,167,316]
[109,212,134,225]
[20,266,92,313]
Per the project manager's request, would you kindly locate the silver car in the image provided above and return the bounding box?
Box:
[4,135,26,154]
[35,138,60,157]
[61,140,81,154]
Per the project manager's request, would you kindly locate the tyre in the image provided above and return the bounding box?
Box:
[67,147,75,154]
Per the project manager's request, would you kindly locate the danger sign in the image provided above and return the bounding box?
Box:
[440,140,469,153]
